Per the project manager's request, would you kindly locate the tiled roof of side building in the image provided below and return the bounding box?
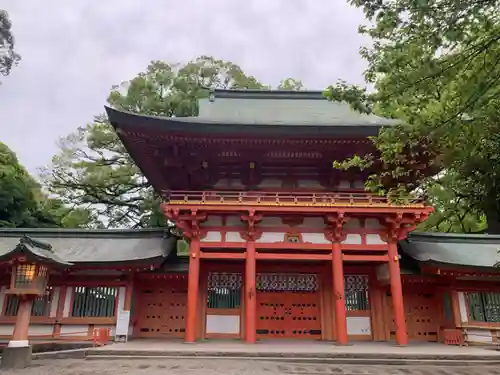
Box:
[0,228,176,266]
[105,89,400,137]
[400,232,500,270]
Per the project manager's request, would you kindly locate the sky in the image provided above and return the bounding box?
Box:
[0,0,369,175]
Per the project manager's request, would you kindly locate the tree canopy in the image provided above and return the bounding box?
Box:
[0,9,20,82]
[325,0,500,233]
[42,56,303,228]
[0,142,92,228]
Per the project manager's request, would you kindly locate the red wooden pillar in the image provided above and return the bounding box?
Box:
[332,242,348,345]
[245,240,257,343]
[388,242,408,345]
[10,297,33,347]
[185,237,201,343]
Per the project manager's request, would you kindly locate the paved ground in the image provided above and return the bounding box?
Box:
[4,359,500,375]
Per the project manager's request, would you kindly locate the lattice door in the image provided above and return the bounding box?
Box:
[386,287,440,342]
[256,273,321,339]
[134,275,187,338]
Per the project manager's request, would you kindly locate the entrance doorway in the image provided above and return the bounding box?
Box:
[256,273,321,339]
[134,275,187,338]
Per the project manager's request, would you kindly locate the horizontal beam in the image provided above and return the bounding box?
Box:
[200,242,388,251]
[166,204,430,215]
[256,253,331,261]
[342,254,389,262]
[200,252,246,259]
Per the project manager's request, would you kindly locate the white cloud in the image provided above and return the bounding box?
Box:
[0,0,369,173]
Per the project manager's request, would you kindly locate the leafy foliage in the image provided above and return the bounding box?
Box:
[0,10,20,81]
[42,56,287,228]
[325,0,500,233]
[0,142,91,228]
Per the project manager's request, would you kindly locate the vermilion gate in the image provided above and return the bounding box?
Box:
[256,273,321,339]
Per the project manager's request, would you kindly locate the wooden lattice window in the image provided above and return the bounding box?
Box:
[465,291,500,323]
[256,273,319,292]
[3,287,52,317]
[344,275,369,311]
[71,286,117,317]
[207,272,242,309]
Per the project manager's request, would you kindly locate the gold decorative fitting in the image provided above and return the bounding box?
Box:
[249,162,255,169]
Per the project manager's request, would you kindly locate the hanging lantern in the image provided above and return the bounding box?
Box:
[7,261,49,296]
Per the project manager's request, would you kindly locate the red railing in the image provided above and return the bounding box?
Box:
[165,190,425,208]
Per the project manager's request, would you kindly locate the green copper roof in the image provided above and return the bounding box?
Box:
[106,89,399,138]
[400,232,500,269]
[196,89,399,127]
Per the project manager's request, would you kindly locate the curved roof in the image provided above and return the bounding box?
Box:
[0,228,176,266]
[105,89,399,137]
[400,232,500,270]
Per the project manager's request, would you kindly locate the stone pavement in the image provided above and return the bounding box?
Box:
[4,359,500,375]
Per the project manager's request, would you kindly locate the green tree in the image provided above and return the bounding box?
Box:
[277,78,304,91]
[0,10,20,82]
[0,142,91,228]
[325,0,500,233]
[42,56,269,228]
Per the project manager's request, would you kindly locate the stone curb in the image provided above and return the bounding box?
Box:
[82,354,500,367]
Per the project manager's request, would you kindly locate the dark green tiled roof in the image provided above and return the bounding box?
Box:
[0,235,73,267]
[400,232,500,269]
[0,228,176,265]
[198,89,399,127]
[106,89,399,138]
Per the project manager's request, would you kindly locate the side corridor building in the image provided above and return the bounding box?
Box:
[1,89,500,347]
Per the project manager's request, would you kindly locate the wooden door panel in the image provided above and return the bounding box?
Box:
[256,273,321,339]
[386,287,441,342]
[134,276,187,338]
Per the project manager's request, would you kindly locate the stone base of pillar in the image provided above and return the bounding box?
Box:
[1,345,32,369]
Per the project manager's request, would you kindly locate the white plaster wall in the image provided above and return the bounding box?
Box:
[302,233,330,244]
[226,231,245,242]
[201,231,222,242]
[347,317,371,335]
[214,178,230,188]
[60,324,89,336]
[256,232,285,243]
[343,234,363,245]
[0,286,6,316]
[466,329,493,343]
[206,315,240,334]
[203,215,223,227]
[49,287,60,318]
[226,216,245,227]
[366,234,385,245]
[365,218,382,229]
[228,179,244,188]
[344,219,362,229]
[297,180,322,188]
[338,180,351,189]
[458,292,468,323]
[352,180,365,189]
[259,217,283,227]
[28,325,53,336]
[298,217,324,228]
[0,325,14,335]
[63,286,73,317]
[258,179,282,188]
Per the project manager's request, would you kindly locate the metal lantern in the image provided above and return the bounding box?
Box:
[8,261,49,296]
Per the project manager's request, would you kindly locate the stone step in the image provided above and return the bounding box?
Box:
[81,354,500,366]
[84,349,500,361]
